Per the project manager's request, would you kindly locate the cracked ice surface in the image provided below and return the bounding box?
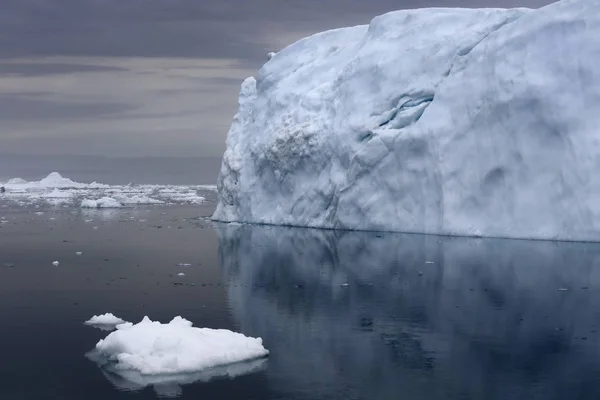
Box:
[214,1,600,241]
[1,172,216,208]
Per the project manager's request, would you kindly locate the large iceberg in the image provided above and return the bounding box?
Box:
[214,0,600,241]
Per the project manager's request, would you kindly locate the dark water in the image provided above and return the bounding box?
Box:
[2,205,600,399]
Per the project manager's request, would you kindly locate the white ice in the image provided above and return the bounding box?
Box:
[81,197,123,209]
[90,316,269,377]
[0,172,211,209]
[214,0,600,242]
[85,313,127,329]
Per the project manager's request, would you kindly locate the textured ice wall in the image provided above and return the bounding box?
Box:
[214,0,600,241]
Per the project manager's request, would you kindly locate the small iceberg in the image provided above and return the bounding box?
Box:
[86,316,268,394]
[85,313,126,330]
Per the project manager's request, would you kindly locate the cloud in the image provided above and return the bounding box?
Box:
[0,0,555,157]
[0,56,253,156]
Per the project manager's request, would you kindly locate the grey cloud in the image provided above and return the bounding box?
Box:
[0,95,135,120]
[0,0,556,158]
[0,62,128,76]
[0,0,554,62]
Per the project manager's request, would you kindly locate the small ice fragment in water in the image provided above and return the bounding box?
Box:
[340,283,349,287]
[3,263,15,267]
[425,261,434,264]
[177,273,186,276]
[52,261,59,266]
[176,263,192,267]
[85,313,127,327]
[76,252,83,256]
[558,288,569,291]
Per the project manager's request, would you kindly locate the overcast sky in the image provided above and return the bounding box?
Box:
[1,0,554,158]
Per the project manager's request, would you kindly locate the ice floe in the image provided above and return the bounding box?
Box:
[86,315,268,393]
[81,197,123,209]
[0,172,215,208]
[85,313,127,330]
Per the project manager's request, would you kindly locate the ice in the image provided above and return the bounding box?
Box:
[81,197,123,209]
[76,251,83,256]
[88,316,269,378]
[0,172,211,209]
[113,194,163,205]
[177,273,186,276]
[214,0,600,242]
[52,261,59,266]
[85,313,127,329]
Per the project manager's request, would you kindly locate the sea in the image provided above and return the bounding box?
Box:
[1,155,600,399]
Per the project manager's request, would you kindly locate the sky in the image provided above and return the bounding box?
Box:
[1,0,554,159]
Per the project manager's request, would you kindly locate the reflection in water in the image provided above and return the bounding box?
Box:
[217,223,600,400]
[86,350,267,398]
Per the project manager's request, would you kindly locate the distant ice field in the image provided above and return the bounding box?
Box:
[0,172,217,209]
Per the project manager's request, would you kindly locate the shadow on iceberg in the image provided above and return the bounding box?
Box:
[217,222,600,400]
[86,350,267,398]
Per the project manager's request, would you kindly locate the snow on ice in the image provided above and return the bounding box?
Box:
[86,315,269,391]
[0,172,213,208]
[214,0,600,241]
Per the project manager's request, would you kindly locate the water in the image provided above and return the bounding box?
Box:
[2,203,600,399]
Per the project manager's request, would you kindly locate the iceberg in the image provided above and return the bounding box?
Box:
[214,0,600,241]
[90,316,269,376]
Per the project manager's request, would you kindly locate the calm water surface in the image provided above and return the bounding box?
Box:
[1,202,600,399]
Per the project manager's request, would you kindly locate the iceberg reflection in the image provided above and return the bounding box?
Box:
[86,350,267,398]
[217,223,600,400]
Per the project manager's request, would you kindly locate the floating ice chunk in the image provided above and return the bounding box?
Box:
[76,252,83,256]
[177,273,186,276]
[92,316,269,376]
[81,197,122,209]
[176,263,192,267]
[114,194,163,205]
[52,261,59,266]
[85,313,127,328]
